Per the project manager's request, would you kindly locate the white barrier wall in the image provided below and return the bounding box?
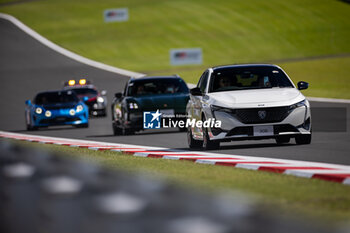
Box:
[170,48,202,66]
[104,8,129,22]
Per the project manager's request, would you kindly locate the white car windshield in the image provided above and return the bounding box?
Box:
[209,66,294,92]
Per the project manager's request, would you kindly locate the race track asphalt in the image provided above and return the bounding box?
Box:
[1,18,349,165]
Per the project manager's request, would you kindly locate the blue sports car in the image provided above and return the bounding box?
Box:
[25,90,89,130]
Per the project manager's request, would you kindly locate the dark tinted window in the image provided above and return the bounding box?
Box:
[209,66,294,93]
[70,88,97,99]
[123,83,128,96]
[127,78,189,96]
[35,91,79,105]
[198,71,209,93]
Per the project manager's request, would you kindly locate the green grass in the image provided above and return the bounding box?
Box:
[281,57,350,99]
[13,140,350,223]
[1,0,350,98]
[166,57,350,99]
[0,0,20,4]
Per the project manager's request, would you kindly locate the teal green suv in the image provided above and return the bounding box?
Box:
[111,76,190,135]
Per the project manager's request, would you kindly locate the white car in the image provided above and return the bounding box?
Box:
[186,64,312,150]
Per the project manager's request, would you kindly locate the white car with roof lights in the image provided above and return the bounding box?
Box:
[186,64,311,150]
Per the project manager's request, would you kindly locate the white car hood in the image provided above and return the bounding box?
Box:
[207,88,305,108]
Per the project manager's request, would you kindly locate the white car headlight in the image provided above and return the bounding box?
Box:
[211,105,234,113]
[76,105,84,112]
[69,109,76,116]
[289,99,306,111]
[35,107,42,114]
[97,97,104,103]
[45,111,51,117]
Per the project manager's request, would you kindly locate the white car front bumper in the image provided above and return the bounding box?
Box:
[207,105,311,141]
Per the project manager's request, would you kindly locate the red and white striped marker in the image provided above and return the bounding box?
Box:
[1,131,349,185]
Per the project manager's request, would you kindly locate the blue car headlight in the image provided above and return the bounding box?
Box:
[76,104,84,112]
[35,107,43,114]
[45,110,51,117]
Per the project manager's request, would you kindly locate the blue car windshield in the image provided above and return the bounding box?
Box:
[209,66,294,93]
[35,91,79,105]
[128,78,189,96]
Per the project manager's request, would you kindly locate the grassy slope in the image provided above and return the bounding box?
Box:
[170,57,350,98]
[0,0,20,4]
[1,0,350,98]
[282,57,350,98]
[14,140,350,223]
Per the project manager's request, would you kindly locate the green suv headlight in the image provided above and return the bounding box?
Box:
[128,102,139,109]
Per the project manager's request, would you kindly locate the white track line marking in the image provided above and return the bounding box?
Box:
[236,164,260,170]
[0,13,145,78]
[343,178,350,185]
[285,169,350,174]
[195,160,216,165]
[284,170,314,178]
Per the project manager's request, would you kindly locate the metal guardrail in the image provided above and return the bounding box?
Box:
[0,140,339,233]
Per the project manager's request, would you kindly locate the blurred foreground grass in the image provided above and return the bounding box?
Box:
[12,139,350,223]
